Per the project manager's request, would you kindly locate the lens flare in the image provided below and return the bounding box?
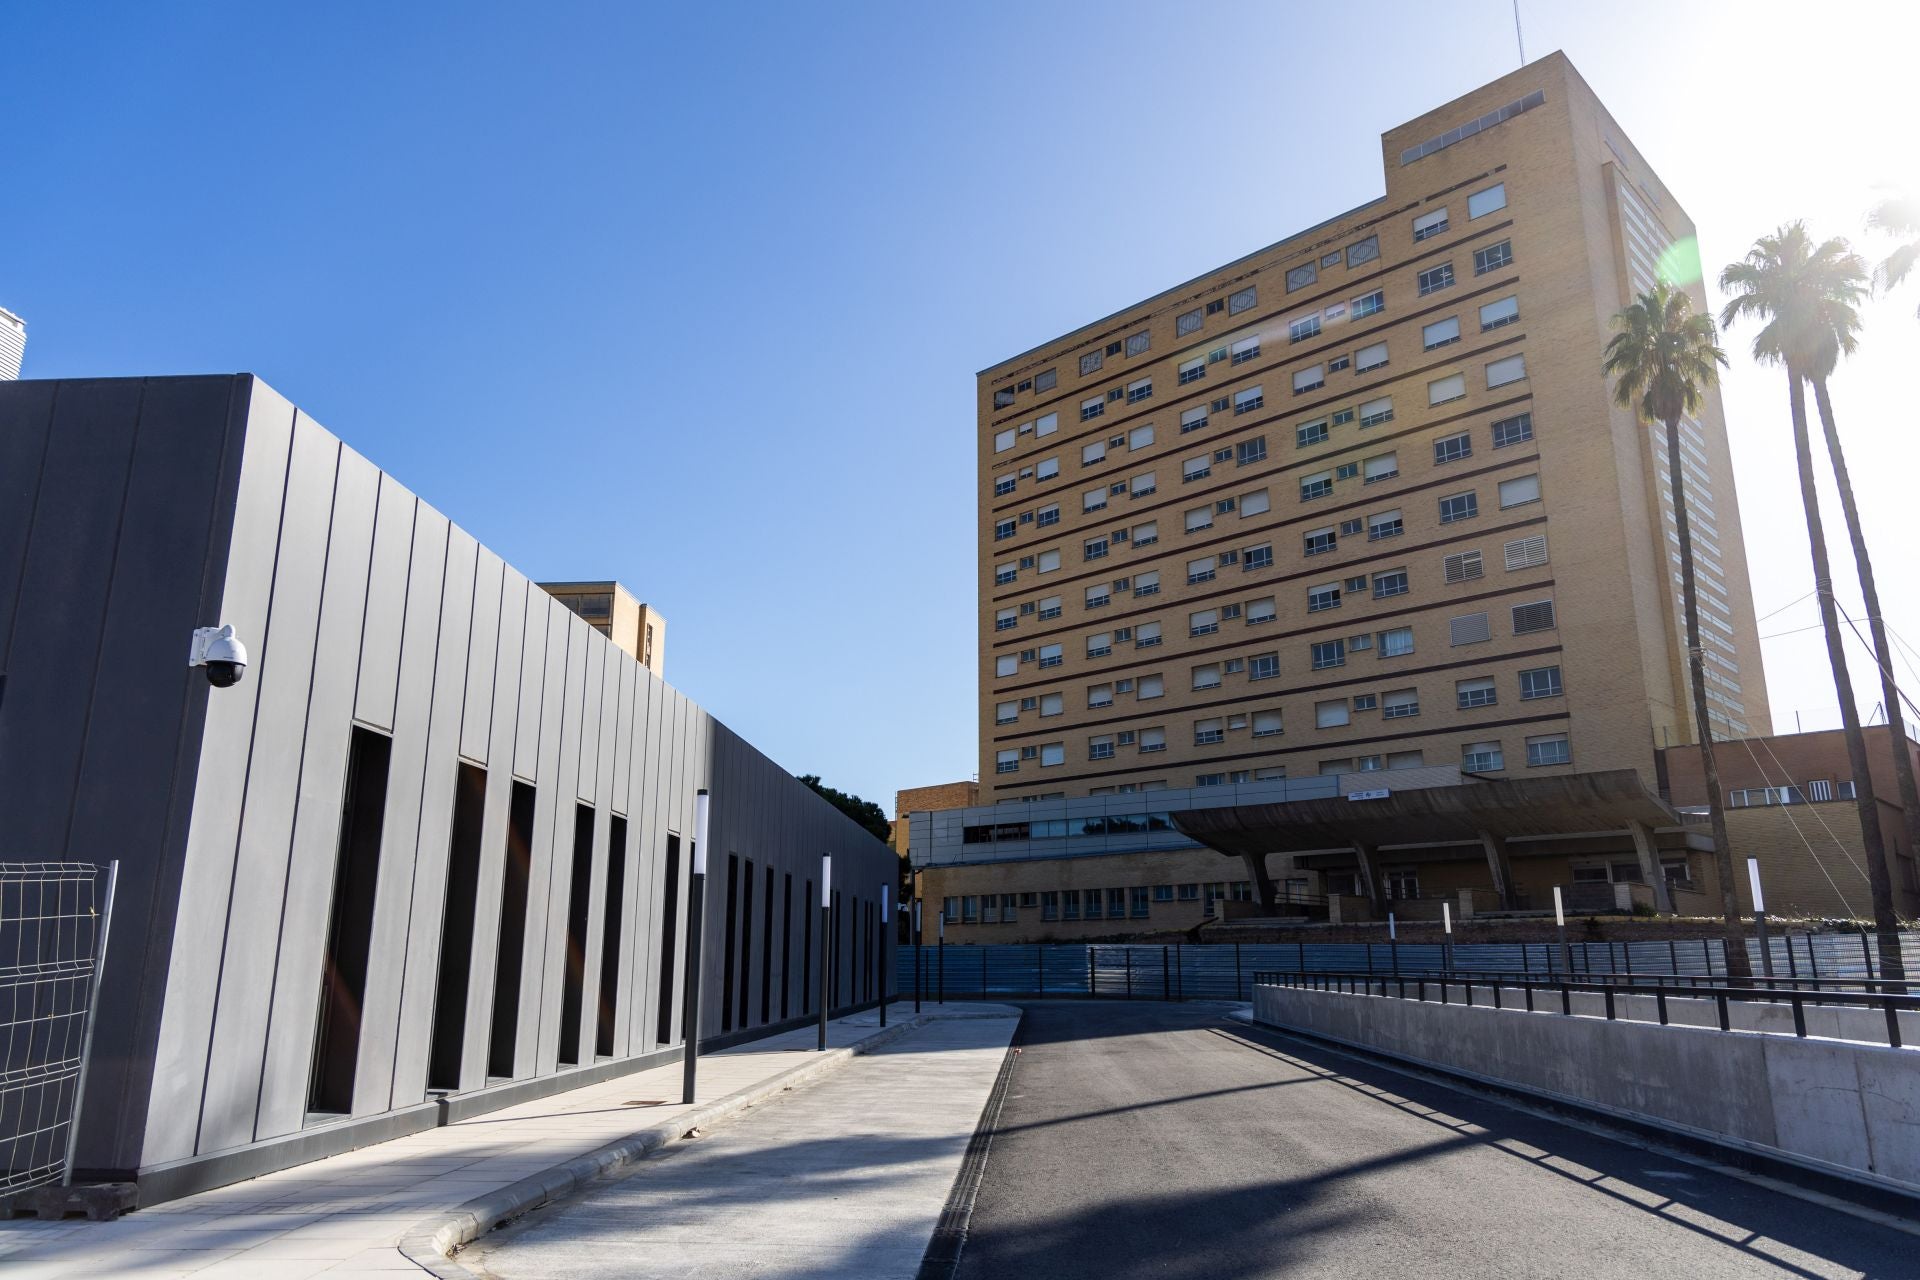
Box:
[1657,235,1703,286]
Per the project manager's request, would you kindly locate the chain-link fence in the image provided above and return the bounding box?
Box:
[894,932,1920,1002]
[0,862,116,1194]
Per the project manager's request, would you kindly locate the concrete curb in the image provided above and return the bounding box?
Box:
[397,1010,1009,1277]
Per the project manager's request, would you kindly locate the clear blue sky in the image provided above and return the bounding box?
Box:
[7,2,1916,806]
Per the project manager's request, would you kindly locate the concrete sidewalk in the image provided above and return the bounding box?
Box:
[464,1010,1021,1279]
[0,1002,1017,1279]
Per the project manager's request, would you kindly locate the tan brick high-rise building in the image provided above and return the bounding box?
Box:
[975,53,1768,808]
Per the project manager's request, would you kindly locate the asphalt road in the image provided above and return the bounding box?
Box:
[950,1001,1915,1280]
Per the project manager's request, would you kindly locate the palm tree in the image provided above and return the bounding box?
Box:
[1721,223,1906,983]
[1867,195,1920,316]
[1603,282,1744,974]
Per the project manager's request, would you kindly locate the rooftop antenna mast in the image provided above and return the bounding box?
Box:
[1513,0,1526,65]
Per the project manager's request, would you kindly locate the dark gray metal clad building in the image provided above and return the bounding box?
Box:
[0,374,897,1200]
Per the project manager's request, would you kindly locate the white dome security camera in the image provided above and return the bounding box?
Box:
[189,624,249,689]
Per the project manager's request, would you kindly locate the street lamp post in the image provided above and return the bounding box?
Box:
[680,789,710,1105]
[913,894,922,1013]
[937,908,945,1004]
[1553,885,1571,976]
[1441,901,1454,972]
[818,854,831,1051]
[1749,858,1774,982]
[880,883,890,1027]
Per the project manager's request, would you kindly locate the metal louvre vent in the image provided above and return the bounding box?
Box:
[1443,550,1485,584]
[1399,88,1547,166]
[1504,534,1549,571]
[1511,600,1557,634]
[1450,612,1492,646]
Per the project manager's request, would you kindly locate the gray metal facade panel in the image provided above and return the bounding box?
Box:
[459,549,503,764]
[253,445,380,1141]
[535,617,591,1069]
[351,504,448,1116]
[510,586,548,781]
[457,571,528,1092]
[0,379,57,665]
[511,598,570,1077]
[57,376,251,1174]
[145,378,296,1166]
[196,414,342,1153]
[0,379,146,854]
[630,667,669,1054]
[352,477,415,731]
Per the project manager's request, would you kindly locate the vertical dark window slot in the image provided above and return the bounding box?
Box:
[781,874,793,1019]
[656,834,681,1046]
[308,727,393,1116]
[866,901,876,1002]
[721,856,739,1033]
[832,890,843,1011]
[596,815,628,1059]
[738,860,755,1027]
[801,879,813,1014]
[428,763,488,1092]
[558,804,596,1067]
[489,782,537,1079]
[760,866,774,1024]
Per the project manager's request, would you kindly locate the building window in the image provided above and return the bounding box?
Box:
[1424,373,1466,407]
[1040,743,1065,767]
[1520,665,1563,700]
[1185,506,1214,534]
[1417,263,1455,295]
[1308,583,1341,612]
[1129,423,1155,450]
[1352,290,1385,320]
[995,562,1017,586]
[1089,736,1116,760]
[1130,472,1156,498]
[1181,406,1209,434]
[1134,571,1160,597]
[1037,595,1062,621]
[1315,699,1350,728]
[1359,396,1394,427]
[1297,419,1329,447]
[1468,182,1507,219]
[1039,692,1064,716]
[1036,503,1060,527]
[996,654,1018,677]
[994,519,1015,541]
[1442,549,1484,583]
[1237,438,1267,466]
[1229,286,1258,314]
[1480,296,1520,331]
[1457,676,1498,709]
[1511,600,1557,634]
[1355,341,1389,373]
[1177,309,1203,337]
[1381,689,1420,719]
[1139,727,1167,753]
[996,750,1018,774]
[1081,396,1104,422]
[1083,488,1108,514]
[1433,432,1472,464]
[1347,235,1380,267]
[1084,537,1109,561]
[1290,316,1321,344]
[1240,489,1271,517]
[1413,207,1450,241]
[1327,354,1350,373]
[1300,471,1333,502]
[1504,534,1548,570]
[1127,378,1153,404]
[1526,733,1571,767]
[1130,887,1151,918]
[1292,366,1324,394]
[1363,452,1398,483]
[1190,609,1220,637]
[1035,368,1057,392]
[1311,640,1345,670]
[1367,509,1403,541]
[1038,643,1064,668]
[1085,583,1111,609]
[1126,330,1151,358]
[1439,493,1479,525]
[1474,240,1513,275]
[1187,556,1216,586]
[1244,543,1274,570]
[1135,622,1162,648]
[1499,474,1541,508]
[1252,711,1283,738]
[1492,412,1533,448]
[1234,386,1266,415]
[1463,740,1505,772]
[1087,632,1113,658]
[995,607,1017,632]
[1304,528,1337,556]
[995,475,1017,497]
[1231,336,1261,365]
[1249,653,1279,681]
[1192,664,1222,691]
[1423,317,1461,350]
[1195,717,1225,746]
[1089,683,1114,708]
[1178,356,1206,385]
[1487,354,1528,388]
[1449,612,1491,646]
[1378,625,1415,657]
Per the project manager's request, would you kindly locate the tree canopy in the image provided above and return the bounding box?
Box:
[797,774,892,843]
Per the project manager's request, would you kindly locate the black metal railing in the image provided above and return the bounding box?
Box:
[1252,969,1919,1049]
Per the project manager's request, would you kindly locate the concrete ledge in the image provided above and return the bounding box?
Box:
[397,1009,1009,1276]
[1253,984,1920,1200]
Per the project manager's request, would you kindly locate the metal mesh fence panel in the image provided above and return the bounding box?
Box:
[0,862,113,1193]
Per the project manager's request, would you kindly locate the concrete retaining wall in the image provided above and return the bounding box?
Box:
[1253,984,1920,1192]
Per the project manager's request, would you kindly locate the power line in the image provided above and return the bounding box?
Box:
[1835,603,1920,722]
[1754,590,1815,625]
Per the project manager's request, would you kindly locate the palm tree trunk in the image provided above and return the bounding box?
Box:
[1790,371,1904,984]
[1665,413,1747,977]
[1811,375,1920,883]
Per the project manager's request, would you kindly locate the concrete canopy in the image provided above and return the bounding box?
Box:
[1168,769,1682,858]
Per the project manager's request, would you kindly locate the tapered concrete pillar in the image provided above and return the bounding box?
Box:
[1478,829,1519,911]
[1628,820,1675,914]
[1351,843,1385,918]
[1241,852,1278,912]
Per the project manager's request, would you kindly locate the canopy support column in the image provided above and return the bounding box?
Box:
[1478,829,1519,911]
[1628,819,1675,914]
